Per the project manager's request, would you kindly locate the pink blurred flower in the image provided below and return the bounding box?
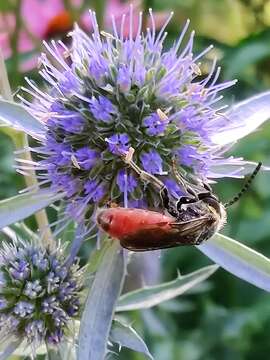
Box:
[0,0,76,70]
[0,0,168,72]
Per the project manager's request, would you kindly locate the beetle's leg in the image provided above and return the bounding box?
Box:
[160,187,178,217]
[176,196,198,211]
[122,147,165,192]
[171,159,198,198]
[202,181,212,192]
[171,159,220,210]
[122,148,177,216]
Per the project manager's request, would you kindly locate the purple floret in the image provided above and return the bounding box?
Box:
[140,149,164,175]
[89,96,117,122]
[143,113,168,136]
[76,147,99,170]
[84,180,105,202]
[107,134,130,155]
[117,169,138,193]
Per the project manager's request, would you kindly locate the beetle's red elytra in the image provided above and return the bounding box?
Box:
[96,206,223,251]
[97,207,174,239]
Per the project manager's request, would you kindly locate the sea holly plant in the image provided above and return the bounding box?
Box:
[0,7,270,360]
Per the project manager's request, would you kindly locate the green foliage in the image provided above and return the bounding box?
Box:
[116,265,218,311]
[0,189,62,228]
[0,133,19,199]
[0,1,15,12]
[1,0,270,359]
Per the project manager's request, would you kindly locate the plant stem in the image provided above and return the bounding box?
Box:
[0,50,53,249]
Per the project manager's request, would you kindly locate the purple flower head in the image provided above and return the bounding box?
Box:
[55,266,68,280]
[89,96,117,122]
[49,104,85,134]
[47,272,60,292]
[140,150,164,175]
[0,239,83,349]
[50,101,65,113]
[143,113,168,136]
[107,134,130,155]
[20,7,261,239]
[42,296,59,313]
[60,175,81,198]
[133,63,146,87]
[59,281,76,301]
[49,173,81,198]
[117,169,138,193]
[53,309,69,327]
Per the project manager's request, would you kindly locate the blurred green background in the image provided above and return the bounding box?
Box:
[1,0,270,359]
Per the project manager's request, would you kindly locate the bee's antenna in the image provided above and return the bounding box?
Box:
[225,162,262,208]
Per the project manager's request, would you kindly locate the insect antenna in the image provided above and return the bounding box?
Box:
[224,162,262,208]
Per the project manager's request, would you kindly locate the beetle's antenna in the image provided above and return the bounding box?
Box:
[121,147,165,192]
[122,147,178,216]
[225,162,262,208]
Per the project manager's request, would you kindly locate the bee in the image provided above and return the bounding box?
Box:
[97,148,262,251]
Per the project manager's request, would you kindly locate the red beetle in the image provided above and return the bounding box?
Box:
[97,205,224,251]
[97,148,261,251]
